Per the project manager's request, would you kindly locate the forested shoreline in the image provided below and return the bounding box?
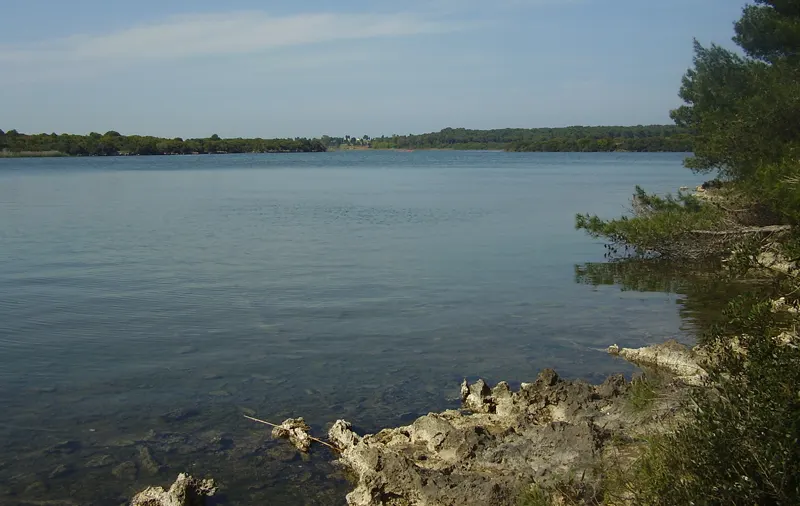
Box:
[0,125,692,157]
[0,130,327,157]
[370,125,693,152]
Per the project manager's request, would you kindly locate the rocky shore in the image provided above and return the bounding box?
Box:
[133,342,702,506]
[326,342,695,506]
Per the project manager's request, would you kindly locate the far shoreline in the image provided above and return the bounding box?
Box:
[0,148,693,159]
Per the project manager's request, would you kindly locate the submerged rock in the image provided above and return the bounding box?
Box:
[130,473,216,506]
[46,440,81,455]
[112,461,137,481]
[84,454,115,469]
[138,446,163,475]
[328,369,644,506]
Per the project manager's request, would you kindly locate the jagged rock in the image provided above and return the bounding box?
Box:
[535,368,559,387]
[329,420,361,450]
[130,473,216,506]
[608,340,707,386]
[272,418,313,452]
[460,378,491,413]
[596,373,627,399]
[329,371,649,506]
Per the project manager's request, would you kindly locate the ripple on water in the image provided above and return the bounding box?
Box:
[0,152,706,504]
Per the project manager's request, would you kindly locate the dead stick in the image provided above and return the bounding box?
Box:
[243,415,339,451]
[243,415,280,428]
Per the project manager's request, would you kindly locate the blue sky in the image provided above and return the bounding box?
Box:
[1,0,747,138]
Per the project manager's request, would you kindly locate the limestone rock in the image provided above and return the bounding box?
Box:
[608,340,707,385]
[596,373,627,399]
[460,378,491,413]
[330,371,650,506]
[329,420,361,450]
[130,473,216,506]
[272,417,313,453]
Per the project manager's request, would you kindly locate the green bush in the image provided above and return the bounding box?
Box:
[623,297,800,505]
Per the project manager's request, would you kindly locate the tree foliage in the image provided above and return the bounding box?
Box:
[1,126,693,156]
[369,125,692,152]
[671,1,800,225]
[577,3,800,504]
[577,1,800,259]
[0,131,327,156]
[575,186,725,259]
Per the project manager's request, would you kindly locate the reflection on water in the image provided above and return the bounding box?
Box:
[575,259,764,342]
[0,152,707,505]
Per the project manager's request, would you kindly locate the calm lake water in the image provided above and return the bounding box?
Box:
[0,151,703,505]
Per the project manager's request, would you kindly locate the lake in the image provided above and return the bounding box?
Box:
[0,151,703,505]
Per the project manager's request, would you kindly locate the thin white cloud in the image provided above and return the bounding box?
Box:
[426,0,585,14]
[0,11,459,67]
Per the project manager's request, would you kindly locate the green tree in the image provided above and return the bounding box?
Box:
[576,5,800,504]
[670,1,800,225]
[579,1,800,258]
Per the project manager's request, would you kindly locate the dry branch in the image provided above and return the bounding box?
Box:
[689,225,791,236]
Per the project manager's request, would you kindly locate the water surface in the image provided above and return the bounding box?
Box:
[0,151,704,504]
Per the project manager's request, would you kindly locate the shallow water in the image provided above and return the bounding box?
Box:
[0,151,704,504]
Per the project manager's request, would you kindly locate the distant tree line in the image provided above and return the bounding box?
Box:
[0,129,327,156]
[320,135,371,148]
[0,125,693,157]
[369,125,693,152]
